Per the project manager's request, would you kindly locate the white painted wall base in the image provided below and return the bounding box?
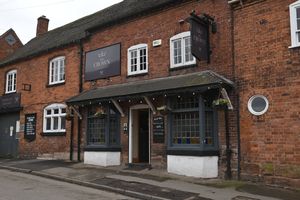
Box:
[167,155,218,178]
[84,151,121,167]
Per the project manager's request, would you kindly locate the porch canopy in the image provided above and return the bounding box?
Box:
[66,70,234,105]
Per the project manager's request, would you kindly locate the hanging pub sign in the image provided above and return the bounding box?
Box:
[24,113,36,142]
[0,93,21,112]
[189,12,215,63]
[85,43,121,81]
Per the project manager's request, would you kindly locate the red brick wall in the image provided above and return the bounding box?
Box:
[234,0,300,187]
[0,30,23,61]
[0,44,80,159]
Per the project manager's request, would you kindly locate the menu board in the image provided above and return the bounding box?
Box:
[153,116,164,143]
[24,113,36,142]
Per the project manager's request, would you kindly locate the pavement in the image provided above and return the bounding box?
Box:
[0,159,299,200]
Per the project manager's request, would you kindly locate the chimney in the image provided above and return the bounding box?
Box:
[36,15,49,36]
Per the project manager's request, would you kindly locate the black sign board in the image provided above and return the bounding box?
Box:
[0,93,20,111]
[85,43,121,81]
[153,116,164,143]
[190,16,209,62]
[24,113,36,142]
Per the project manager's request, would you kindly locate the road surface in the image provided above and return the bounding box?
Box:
[0,169,134,200]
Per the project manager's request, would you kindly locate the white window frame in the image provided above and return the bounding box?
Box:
[43,103,67,133]
[290,1,300,48]
[127,44,148,76]
[170,31,196,68]
[5,69,17,94]
[49,56,65,85]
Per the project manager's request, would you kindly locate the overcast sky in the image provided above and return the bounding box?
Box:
[0,0,123,44]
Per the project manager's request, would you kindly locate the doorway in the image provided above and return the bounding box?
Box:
[129,105,150,164]
[0,112,19,158]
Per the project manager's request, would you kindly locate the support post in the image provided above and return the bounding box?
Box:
[144,96,156,115]
[111,99,125,117]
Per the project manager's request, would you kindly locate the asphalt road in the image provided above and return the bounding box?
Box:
[0,169,134,200]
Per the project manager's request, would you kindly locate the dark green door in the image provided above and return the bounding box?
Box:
[0,112,19,158]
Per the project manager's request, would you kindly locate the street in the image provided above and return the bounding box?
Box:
[0,169,134,200]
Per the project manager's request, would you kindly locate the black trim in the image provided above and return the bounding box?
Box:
[0,107,23,114]
[41,132,66,136]
[167,149,219,156]
[46,82,65,88]
[84,146,121,152]
[126,72,148,78]
[169,64,197,72]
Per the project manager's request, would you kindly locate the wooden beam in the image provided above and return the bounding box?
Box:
[221,88,233,110]
[144,96,157,115]
[111,99,125,117]
[70,105,82,120]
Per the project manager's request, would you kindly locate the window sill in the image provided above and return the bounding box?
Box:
[41,132,66,136]
[167,149,219,156]
[169,64,197,71]
[84,146,121,152]
[126,72,148,78]
[46,82,65,88]
[289,45,300,49]
[3,91,17,96]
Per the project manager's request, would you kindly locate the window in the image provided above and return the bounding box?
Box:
[248,95,269,116]
[170,32,196,68]
[6,70,17,94]
[127,44,148,75]
[43,104,66,133]
[87,105,120,147]
[290,1,300,47]
[49,56,65,85]
[169,95,217,150]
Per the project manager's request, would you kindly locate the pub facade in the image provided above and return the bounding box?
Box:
[0,0,299,187]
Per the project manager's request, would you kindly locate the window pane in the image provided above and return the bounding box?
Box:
[61,108,66,114]
[184,37,193,62]
[54,61,59,82]
[130,50,137,72]
[87,117,106,145]
[297,19,300,30]
[46,118,51,130]
[297,7,300,18]
[109,117,118,145]
[173,40,182,64]
[139,47,147,71]
[171,96,199,110]
[54,109,59,114]
[172,111,200,145]
[53,117,59,130]
[61,117,66,130]
[46,110,51,115]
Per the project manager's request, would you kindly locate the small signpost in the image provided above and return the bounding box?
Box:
[24,113,36,142]
[153,116,164,143]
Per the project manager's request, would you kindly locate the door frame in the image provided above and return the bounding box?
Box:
[129,104,151,164]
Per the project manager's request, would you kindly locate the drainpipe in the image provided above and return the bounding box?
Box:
[229,1,241,180]
[77,40,84,162]
[225,107,232,179]
[70,116,74,161]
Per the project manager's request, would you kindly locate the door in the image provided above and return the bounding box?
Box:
[0,112,19,158]
[138,109,149,163]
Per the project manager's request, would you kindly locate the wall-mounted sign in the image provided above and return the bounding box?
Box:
[190,15,209,62]
[24,113,36,142]
[0,93,21,112]
[153,116,164,143]
[85,43,121,81]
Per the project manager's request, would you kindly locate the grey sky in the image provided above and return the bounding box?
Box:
[0,0,122,44]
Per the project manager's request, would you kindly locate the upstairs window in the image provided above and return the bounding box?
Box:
[170,32,196,68]
[290,1,300,47]
[49,56,65,85]
[43,104,66,133]
[6,70,17,94]
[127,44,148,75]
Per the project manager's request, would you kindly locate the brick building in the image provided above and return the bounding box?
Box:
[0,0,299,187]
[0,29,23,61]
